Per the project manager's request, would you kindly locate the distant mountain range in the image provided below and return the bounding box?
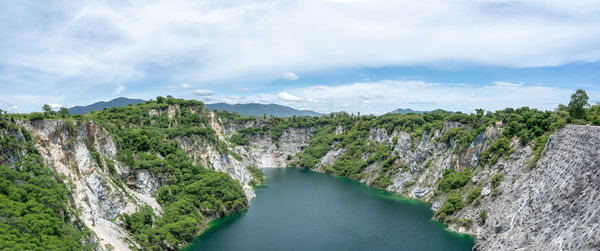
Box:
[69,97,145,115]
[68,97,323,117]
[205,103,322,117]
[390,108,452,115]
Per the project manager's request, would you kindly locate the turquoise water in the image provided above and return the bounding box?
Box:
[186,168,474,251]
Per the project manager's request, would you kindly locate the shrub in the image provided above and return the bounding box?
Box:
[479,137,513,166]
[246,166,264,187]
[491,174,503,189]
[229,133,249,146]
[438,169,472,192]
[467,187,482,204]
[435,193,464,221]
[479,210,488,224]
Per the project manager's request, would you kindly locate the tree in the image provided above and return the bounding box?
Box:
[42,104,54,118]
[568,89,588,120]
[42,104,52,113]
[58,107,69,116]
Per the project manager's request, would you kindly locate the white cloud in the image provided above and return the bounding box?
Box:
[277,92,302,101]
[1,1,599,112]
[112,84,126,96]
[270,80,594,114]
[5,105,22,112]
[235,87,249,92]
[48,103,62,109]
[494,81,524,87]
[193,89,214,96]
[181,83,194,89]
[4,0,598,87]
[282,72,299,80]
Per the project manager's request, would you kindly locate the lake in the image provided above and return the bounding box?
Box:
[185,167,474,251]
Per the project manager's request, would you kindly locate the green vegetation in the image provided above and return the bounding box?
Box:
[490,174,503,196]
[0,120,93,250]
[529,133,550,169]
[0,88,597,247]
[479,210,488,224]
[479,137,513,166]
[568,89,589,120]
[445,217,473,228]
[435,193,464,221]
[83,96,248,249]
[440,127,473,150]
[246,166,264,187]
[467,188,482,204]
[229,133,249,146]
[438,169,472,192]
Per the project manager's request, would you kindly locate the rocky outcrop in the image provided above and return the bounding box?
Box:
[231,127,314,168]
[473,125,600,250]
[11,115,599,251]
[175,135,256,200]
[17,120,159,250]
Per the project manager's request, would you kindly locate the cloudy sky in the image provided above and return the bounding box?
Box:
[1,0,599,114]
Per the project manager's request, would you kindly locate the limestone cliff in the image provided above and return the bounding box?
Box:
[473,125,600,250]
[17,120,160,250]
[13,116,259,250]
[221,120,600,250]
[6,113,599,250]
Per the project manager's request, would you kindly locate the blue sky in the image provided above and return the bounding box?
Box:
[1,0,600,114]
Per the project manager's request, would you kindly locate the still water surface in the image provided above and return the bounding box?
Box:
[186,168,474,251]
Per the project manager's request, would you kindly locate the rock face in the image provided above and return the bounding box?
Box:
[175,134,256,200]
[225,120,600,250]
[233,127,314,168]
[474,125,600,250]
[9,116,600,251]
[17,120,158,251]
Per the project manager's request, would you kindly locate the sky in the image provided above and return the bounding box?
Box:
[1,0,600,115]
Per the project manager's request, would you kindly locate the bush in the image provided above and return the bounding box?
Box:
[529,134,549,168]
[435,193,464,221]
[491,174,503,189]
[438,169,472,192]
[479,210,488,224]
[29,112,45,121]
[229,133,249,146]
[467,187,482,204]
[441,127,472,149]
[479,137,513,166]
[246,166,264,187]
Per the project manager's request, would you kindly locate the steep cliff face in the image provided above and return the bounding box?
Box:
[474,125,600,250]
[8,110,599,250]
[14,116,258,250]
[220,119,314,168]
[221,119,600,250]
[175,134,256,200]
[17,120,159,250]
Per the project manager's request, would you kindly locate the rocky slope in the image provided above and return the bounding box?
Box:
[17,120,160,250]
[5,110,599,250]
[12,115,257,250]
[222,120,600,250]
[474,125,600,250]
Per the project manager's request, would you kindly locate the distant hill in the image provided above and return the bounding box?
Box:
[390,108,453,115]
[206,103,322,117]
[390,108,427,114]
[69,97,145,115]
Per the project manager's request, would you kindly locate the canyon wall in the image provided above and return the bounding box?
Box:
[224,120,600,250]
[5,113,598,250]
